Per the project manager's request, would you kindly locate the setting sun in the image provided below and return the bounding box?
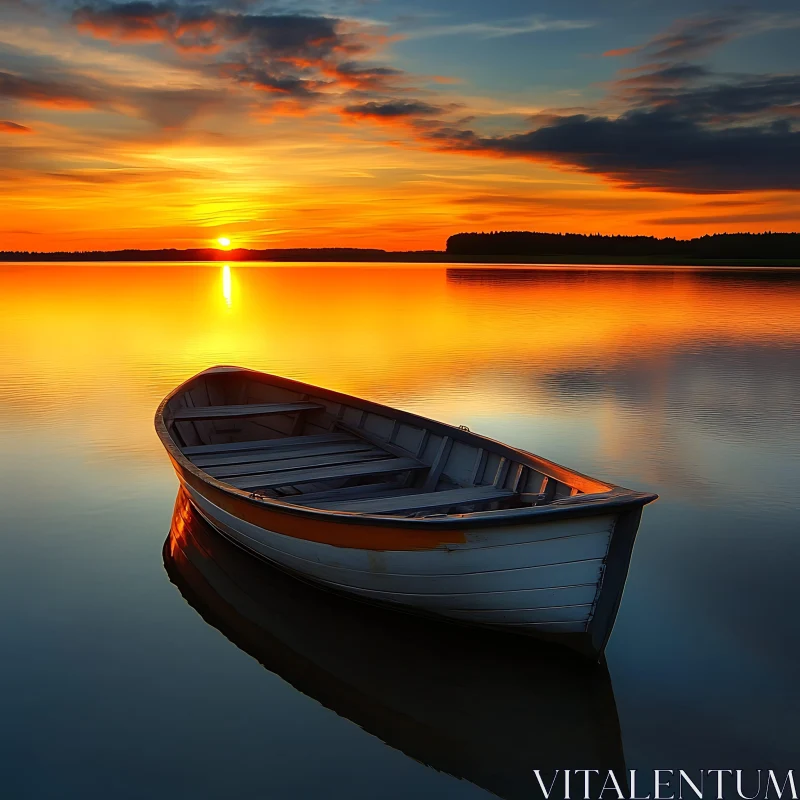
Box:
[217,237,231,248]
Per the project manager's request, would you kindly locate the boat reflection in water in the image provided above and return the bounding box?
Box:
[164,489,626,800]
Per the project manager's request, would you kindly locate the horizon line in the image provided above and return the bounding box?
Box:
[2,228,799,257]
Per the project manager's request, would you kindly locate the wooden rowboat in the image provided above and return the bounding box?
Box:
[164,488,627,800]
[155,365,657,659]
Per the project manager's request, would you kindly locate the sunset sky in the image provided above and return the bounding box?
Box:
[1,0,799,251]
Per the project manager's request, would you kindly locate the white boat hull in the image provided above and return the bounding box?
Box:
[185,483,617,635]
[157,366,656,658]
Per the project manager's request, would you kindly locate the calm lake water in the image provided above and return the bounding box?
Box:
[1,263,798,799]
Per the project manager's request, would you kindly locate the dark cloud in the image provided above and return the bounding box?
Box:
[624,73,800,123]
[421,110,800,192]
[404,14,800,194]
[342,100,443,119]
[72,2,386,105]
[222,64,325,98]
[222,13,360,60]
[0,120,33,133]
[73,3,361,58]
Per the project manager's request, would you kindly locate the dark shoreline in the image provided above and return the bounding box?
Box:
[4,231,797,266]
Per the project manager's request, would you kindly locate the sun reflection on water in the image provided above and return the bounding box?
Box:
[222,264,232,307]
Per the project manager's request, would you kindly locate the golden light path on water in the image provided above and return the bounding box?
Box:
[222,265,232,307]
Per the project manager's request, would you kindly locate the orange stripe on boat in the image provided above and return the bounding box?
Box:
[173,460,467,551]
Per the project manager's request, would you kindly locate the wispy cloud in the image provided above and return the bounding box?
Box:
[397,15,595,40]
[603,11,800,61]
[0,120,34,133]
[643,15,741,60]
[649,210,800,225]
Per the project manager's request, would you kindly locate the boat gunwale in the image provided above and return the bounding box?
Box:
[155,366,658,531]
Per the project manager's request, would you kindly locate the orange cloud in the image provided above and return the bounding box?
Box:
[603,46,641,57]
[321,61,404,91]
[0,121,33,134]
[75,17,167,42]
[73,4,220,50]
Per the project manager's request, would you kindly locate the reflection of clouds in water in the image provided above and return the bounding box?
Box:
[539,343,800,448]
[550,346,795,502]
[669,346,800,438]
[526,343,800,506]
[540,365,645,404]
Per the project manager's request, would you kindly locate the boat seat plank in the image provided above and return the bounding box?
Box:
[334,420,416,460]
[293,487,423,508]
[182,432,352,457]
[317,486,516,515]
[226,458,425,491]
[287,481,405,504]
[205,449,388,480]
[191,439,371,469]
[173,402,323,421]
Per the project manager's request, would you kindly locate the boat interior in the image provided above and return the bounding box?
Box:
[165,369,613,518]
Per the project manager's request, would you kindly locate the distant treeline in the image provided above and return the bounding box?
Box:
[2,233,799,264]
[0,247,410,262]
[446,232,800,259]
